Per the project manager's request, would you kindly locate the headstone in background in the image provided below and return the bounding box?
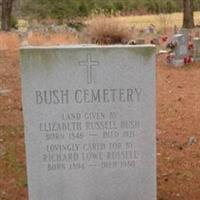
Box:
[173,34,188,58]
[172,34,188,66]
[193,37,200,61]
[21,45,156,200]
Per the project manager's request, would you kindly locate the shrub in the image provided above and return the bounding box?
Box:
[85,15,132,44]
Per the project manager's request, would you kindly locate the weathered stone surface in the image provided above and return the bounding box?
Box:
[173,34,188,59]
[20,45,156,200]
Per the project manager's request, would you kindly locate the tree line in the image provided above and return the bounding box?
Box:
[21,0,200,19]
[1,0,199,31]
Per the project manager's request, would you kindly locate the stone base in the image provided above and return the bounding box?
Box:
[172,59,184,66]
[194,57,200,62]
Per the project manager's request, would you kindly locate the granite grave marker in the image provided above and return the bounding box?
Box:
[169,34,188,66]
[20,45,156,200]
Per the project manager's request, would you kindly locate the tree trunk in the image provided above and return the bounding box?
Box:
[182,0,195,28]
[1,0,14,31]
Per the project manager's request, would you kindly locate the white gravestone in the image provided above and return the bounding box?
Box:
[172,34,188,66]
[20,45,156,200]
[193,37,200,61]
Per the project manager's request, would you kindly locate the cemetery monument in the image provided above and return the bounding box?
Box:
[20,45,156,200]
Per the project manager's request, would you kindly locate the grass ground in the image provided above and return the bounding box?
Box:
[116,11,200,30]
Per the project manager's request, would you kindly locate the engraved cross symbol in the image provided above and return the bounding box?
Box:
[79,53,99,84]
